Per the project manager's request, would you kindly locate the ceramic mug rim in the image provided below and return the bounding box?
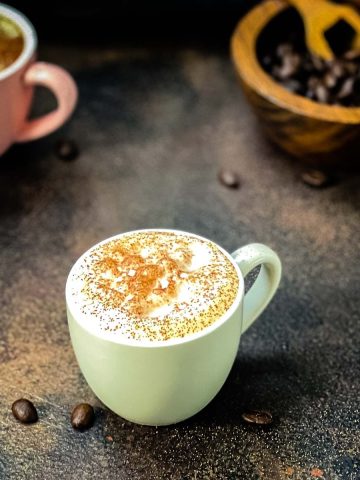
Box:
[0,3,37,82]
[66,229,244,349]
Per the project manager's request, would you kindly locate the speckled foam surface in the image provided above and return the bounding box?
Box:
[0,45,359,479]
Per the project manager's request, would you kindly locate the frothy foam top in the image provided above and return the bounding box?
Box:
[68,231,239,342]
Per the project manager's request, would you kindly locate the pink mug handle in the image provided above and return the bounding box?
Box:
[16,62,78,142]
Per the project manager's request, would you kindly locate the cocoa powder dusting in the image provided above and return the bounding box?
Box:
[69,232,239,342]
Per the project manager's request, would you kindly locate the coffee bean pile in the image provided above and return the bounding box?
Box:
[261,43,360,106]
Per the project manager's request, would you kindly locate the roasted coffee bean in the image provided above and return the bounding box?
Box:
[262,55,272,68]
[55,138,79,161]
[281,79,303,94]
[273,66,287,80]
[306,90,316,100]
[71,403,95,431]
[311,54,325,71]
[12,398,38,424]
[242,410,273,425]
[344,49,360,61]
[329,60,346,79]
[303,54,317,72]
[344,62,358,75]
[306,77,321,100]
[314,84,330,103]
[275,53,301,80]
[307,76,320,90]
[323,71,337,89]
[218,169,240,189]
[276,43,293,58]
[337,77,355,99]
[301,169,330,188]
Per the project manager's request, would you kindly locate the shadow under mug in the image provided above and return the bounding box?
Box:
[66,229,282,426]
[0,3,77,156]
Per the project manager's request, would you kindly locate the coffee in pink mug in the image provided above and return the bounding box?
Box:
[0,3,77,156]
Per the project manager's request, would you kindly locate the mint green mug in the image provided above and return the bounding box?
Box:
[66,229,281,426]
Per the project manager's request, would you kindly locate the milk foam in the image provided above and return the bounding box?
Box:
[68,231,239,342]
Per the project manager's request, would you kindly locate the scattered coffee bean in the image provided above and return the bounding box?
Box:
[71,403,95,431]
[55,138,79,161]
[301,169,330,188]
[12,398,38,424]
[242,410,273,425]
[218,169,240,189]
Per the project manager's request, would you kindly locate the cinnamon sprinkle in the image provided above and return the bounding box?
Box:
[70,232,239,341]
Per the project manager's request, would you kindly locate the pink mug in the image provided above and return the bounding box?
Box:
[0,3,78,156]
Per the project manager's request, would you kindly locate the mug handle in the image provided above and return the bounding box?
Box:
[231,244,282,333]
[16,62,78,142]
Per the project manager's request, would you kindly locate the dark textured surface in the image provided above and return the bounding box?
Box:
[0,45,359,480]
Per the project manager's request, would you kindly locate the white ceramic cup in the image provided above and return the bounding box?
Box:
[66,229,281,426]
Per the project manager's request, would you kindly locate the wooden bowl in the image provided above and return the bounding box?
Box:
[231,0,360,168]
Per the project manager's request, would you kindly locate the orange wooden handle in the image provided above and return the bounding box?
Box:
[285,0,326,14]
[284,0,360,60]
